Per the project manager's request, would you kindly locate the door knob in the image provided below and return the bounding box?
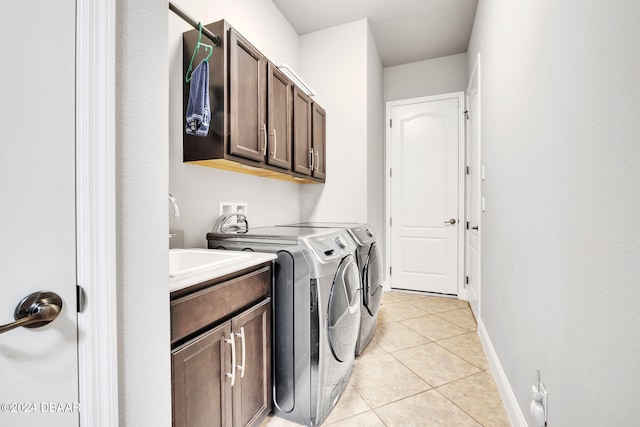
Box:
[0,291,63,335]
[445,218,456,225]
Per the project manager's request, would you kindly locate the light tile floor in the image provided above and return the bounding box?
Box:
[261,291,510,427]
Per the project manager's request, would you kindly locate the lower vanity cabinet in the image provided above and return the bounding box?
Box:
[229,300,271,427]
[172,322,233,427]
[171,264,272,427]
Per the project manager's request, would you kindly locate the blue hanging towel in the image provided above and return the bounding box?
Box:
[185,59,210,137]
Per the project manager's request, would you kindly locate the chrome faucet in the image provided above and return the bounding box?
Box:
[212,213,249,234]
[168,193,181,218]
[169,193,181,240]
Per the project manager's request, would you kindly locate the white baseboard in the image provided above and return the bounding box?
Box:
[382,280,391,292]
[477,319,528,427]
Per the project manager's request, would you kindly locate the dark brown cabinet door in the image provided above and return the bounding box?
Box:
[232,299,272,427]
[229,29,267,162]
[267,64,292,170]
[311,103,326,180]
[292,87,312,175]
[172,322,233,427]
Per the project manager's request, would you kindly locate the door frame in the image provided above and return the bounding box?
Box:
[465,53,483,318]
[384,92,466,297]
[76,0,118,424]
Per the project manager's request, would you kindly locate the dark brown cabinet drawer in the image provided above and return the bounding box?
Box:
[171,266,270,344]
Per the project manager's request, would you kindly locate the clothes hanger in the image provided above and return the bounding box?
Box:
[185,22,213,83]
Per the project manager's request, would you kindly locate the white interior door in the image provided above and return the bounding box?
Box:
[389,95,462,295]
[465,56,482,320]
[0,2,79,425]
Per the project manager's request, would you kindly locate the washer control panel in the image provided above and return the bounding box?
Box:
[349,224,376,245]
[307,230,357,261]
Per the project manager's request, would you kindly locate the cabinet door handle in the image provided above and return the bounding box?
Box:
[225,334,236,387]
[261,124,267,156]
[309,148,314,170]
[235,326,246,378]
[314,150,319,172]
[271,129,277,159]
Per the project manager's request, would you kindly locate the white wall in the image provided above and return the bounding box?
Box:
[299,19,371,223]
[116,0,171,425]
[366,23,386,259]
[468,0,640,425]
[168,0,303,248]
[383,53,468,102]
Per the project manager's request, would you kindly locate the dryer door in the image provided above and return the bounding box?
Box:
[363,243,383,316]
[327,255,361,362]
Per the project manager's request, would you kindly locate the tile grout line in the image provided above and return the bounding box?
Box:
[432,386,488,427]
[325,293,500,427]
[384,292,505,426]
[380,294,494,425]
[431,337,488,370]
[386,341,483,391]
[400,316,473,342]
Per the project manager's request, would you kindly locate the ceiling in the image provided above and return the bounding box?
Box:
[271,0,478,67]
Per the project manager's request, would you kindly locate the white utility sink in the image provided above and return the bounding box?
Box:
[169,248,251,277]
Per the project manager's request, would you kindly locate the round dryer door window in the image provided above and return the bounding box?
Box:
[327,255,361,362]
[363,243,383,316]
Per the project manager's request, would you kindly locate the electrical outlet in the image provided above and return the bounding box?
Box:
[530,371,548,427]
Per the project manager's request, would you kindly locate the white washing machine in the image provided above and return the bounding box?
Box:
[207,226,361,426]
[277,222,383,356]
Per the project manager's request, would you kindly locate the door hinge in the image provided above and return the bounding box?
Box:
[389,267,392,276]
[390,119,392,128]
[464,110,469,120]
[465,276,469,285]
[390,168,393,178]
[466,166,470,175]
[77,285,87,313]
[390,217,392,227]
[466,221,469,230]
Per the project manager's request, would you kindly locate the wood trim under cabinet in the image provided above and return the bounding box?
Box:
[188,158,321,183]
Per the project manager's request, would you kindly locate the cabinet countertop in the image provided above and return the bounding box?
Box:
[169,251,276,292]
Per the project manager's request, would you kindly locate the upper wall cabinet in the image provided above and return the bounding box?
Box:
[228,29,267,163]
[182,20,324,183]
[311,103,326,180]
[292,87,312,176]
[267,63,292,170]
[292,88,326,180]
